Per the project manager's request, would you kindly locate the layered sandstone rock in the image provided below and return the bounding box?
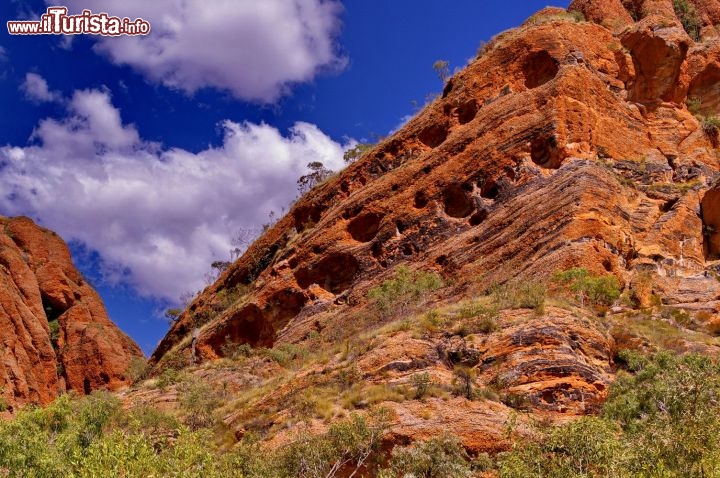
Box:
[149,0,720,449]
[0,216,143,411]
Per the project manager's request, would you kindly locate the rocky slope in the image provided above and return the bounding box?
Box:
[145,0,720,454]
[0,216,143,411]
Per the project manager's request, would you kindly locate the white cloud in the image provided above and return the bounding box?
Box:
[57,0,346,102]
[0,88,349,300]
[21,73,61,103]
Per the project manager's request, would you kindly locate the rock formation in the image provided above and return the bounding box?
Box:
[146,0,720,452]
[0,216,143,411]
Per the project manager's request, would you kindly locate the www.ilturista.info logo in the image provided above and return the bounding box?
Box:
[8,6,151,36]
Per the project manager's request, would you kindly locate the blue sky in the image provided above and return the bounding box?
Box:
[1,0,568,354]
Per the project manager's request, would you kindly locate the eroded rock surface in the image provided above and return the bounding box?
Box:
[0,217,143,410]
[148,0,720,451]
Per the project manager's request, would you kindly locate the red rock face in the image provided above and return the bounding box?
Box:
[703,182,720,258]
[0,216,143,411]
[151,2,720,430]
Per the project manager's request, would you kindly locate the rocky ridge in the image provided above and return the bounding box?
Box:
[142,0,720,453]
[0,216,143,411]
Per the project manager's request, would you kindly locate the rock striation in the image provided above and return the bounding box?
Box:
[148,0,720,451]
[0,216,143,411]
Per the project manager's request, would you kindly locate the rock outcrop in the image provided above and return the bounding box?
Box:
[0,216,143,411]
[146,0,720,451]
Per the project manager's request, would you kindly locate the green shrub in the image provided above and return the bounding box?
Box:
[125,356,148,384]
[552,268,621,307]
[702,116,720,145]
[220,341,252,360]
[497,417,625,477]
[276,412,388,477]
[432,59,450,83]
[259,343,308,367]
[452,365,476,400]
[456,302,499,335]
[412,372,433,399]
[491,280,546,313]
[343,143,374,164]
[48,319,60,347]
[379,434,473,478]
[156,367,182,391]
[687,96,702,116]
[178,378,221,430]
[368,266,444,318]
[673,0,701,41]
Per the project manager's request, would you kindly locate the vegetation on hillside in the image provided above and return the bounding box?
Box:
[5,349,720,477]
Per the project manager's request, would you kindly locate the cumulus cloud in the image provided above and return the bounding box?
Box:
[57,0,346,102]
[20,73,62,103]
[0,88,349,300]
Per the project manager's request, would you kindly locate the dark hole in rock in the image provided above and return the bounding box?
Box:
[371,242,383,259]
[414,191,429,209]
[264,289,307,325]
[461,182,474,192]
[436,255,449,266]
[602,259,613,272]
[542,390,556,404]
[442,80,454,98]
[100,372,110,384]
[504,165,517,181]
[294,204,323,231]
[210,304,274,355]
[443,184,474,218]
[384,141,401,157]
[469,209,489,226]
[41,294,67,323]
[457,100,479,124]
[340,181,350,194]
[289,257,299,269]
[359,176,367,186]
[443,104,453,116]
[396,220,408,234]
[661,198,678,213]
[531,134,564,169]
[418,123,449,149]
[348,212,384,242]
[423,166,433,174]
[402,244,414,256]
[391,184,399,191]
[312,245,325,254]
[83,378,91,395]
[481,181,500,200]
[342,205,363,220]
[523,50,559,89]
[294,253,360,294]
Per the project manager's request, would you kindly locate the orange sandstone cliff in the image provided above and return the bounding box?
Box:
[144,0,720,451]
[0,216,143,411]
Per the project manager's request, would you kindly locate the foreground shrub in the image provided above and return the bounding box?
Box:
[379,434,473,478]
[276,411,389,477]
[497,417,625,478]
[499,351,720,477]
